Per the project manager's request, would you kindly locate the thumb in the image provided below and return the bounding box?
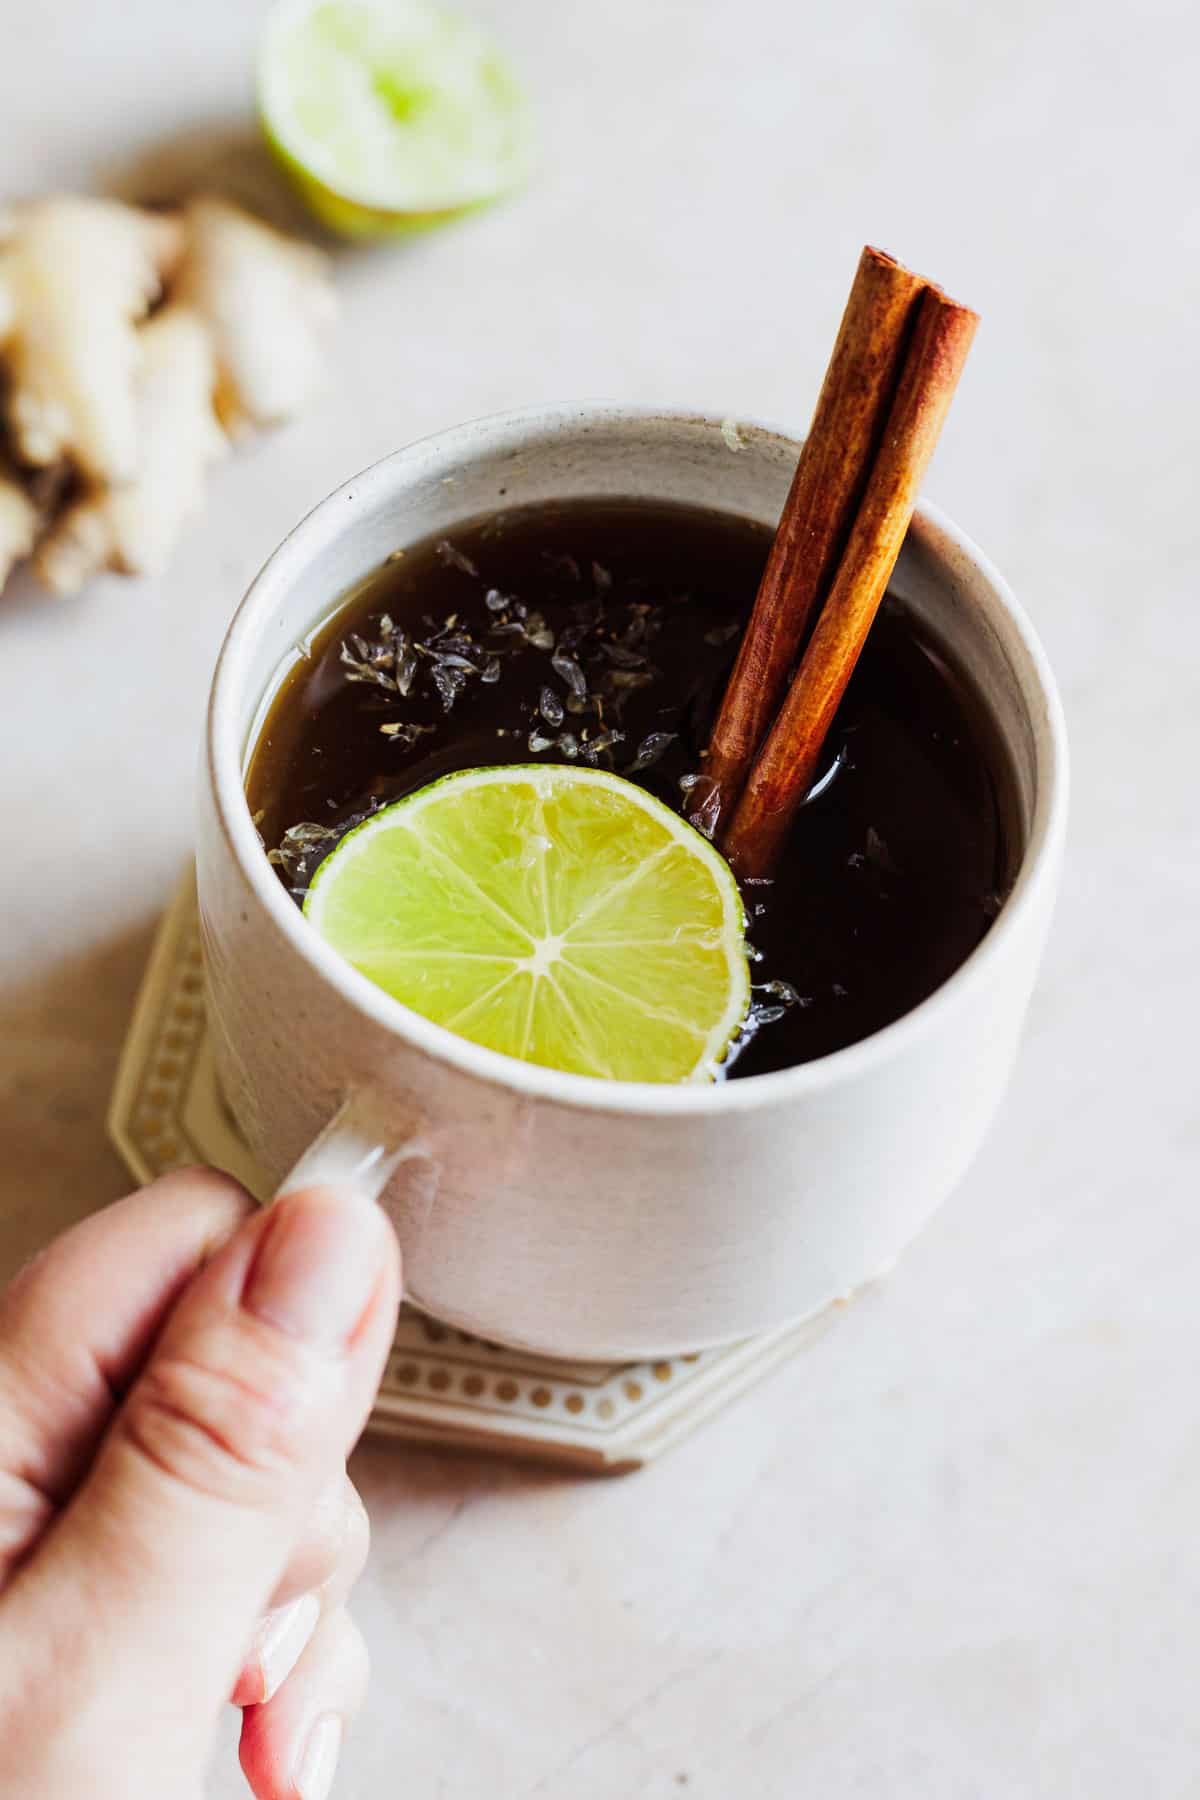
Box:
[20,1183,399,1725]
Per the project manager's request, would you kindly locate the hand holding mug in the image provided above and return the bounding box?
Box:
[0,1169,399,1800]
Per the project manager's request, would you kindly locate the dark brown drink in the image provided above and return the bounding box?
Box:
[247,499,1018,1078]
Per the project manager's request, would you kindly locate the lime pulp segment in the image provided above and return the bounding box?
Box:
[302,766,751,1083]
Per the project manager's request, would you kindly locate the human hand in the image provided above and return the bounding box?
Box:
[0,1168,401,1800]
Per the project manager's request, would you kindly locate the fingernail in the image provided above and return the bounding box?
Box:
[254,1593,321,1703]
[245,1187,388,1349]
[296,1713,343,1800]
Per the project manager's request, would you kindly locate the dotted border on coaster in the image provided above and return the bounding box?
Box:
[123,920,209,1178]
[378,1317,708,1439]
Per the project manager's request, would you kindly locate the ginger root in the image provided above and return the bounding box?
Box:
[0,197,182,485]
[35,307,227,595]
[0,468,38,589]
[0,192,335,600]
[173,197,337,435]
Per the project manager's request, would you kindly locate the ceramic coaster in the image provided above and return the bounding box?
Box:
[108,870,845,1470]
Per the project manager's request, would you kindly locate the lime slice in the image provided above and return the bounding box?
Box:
[258,0,533,237]
[303,766,750,1083]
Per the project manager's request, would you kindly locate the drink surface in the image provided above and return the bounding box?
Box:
[247,499,1017,1077]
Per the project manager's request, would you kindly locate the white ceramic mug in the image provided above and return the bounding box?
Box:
[197,404,1067,1360]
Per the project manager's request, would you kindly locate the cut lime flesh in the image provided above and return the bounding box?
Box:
[259,0,533,235]
[303,766,750,1083]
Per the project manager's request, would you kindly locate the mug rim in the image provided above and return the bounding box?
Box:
[206,401,1069,1118]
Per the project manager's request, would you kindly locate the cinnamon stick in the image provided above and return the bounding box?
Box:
[694,247,926,837]
[723,284,979,878]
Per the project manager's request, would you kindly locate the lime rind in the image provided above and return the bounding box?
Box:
[259,0,533,236]
[304,765,750,1084]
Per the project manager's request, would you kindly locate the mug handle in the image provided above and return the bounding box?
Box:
[275,1090,432,1213]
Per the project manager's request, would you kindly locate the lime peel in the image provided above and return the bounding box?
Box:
[259,0,534,236]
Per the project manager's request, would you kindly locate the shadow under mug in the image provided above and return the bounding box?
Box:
[197,405,1068,1361]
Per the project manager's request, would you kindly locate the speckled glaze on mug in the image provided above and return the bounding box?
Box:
[197,405,1067,1359]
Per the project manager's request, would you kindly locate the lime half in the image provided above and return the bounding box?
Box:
[259,0,533,237]
[304,766,750,1083]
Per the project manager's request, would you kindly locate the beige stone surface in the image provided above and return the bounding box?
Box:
[0,1,1195,1794]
